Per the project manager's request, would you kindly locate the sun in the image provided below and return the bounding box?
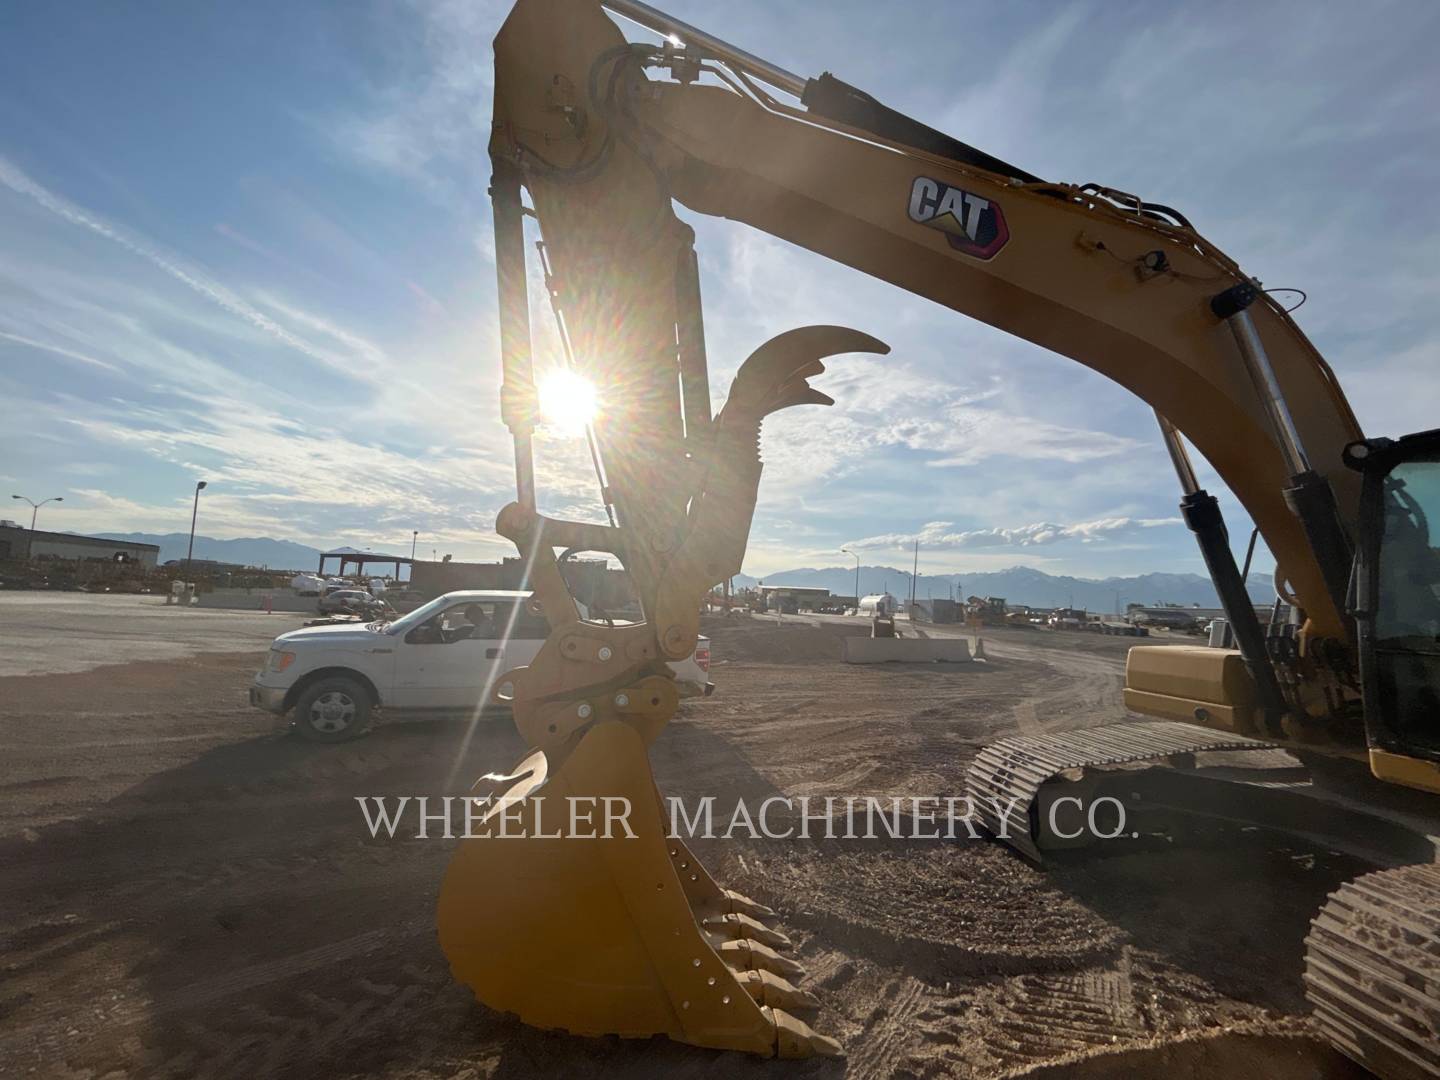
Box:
[537,368,598,436]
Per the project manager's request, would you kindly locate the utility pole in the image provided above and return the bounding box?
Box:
[185,481,207,583]
[10,494,64,559]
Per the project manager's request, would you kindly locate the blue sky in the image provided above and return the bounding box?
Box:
[2,1,1437,578]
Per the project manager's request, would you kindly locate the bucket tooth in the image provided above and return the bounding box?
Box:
[770,1008,844,1058]
[702,911,793,950]
[721,889,776,919]
[718,938,807,980]
[738,969,821,1013]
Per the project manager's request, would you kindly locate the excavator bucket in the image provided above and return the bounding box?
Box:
[437,311,884,1057]
[438,721,840,1057]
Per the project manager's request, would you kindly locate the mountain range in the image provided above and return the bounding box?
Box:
[95,532,329,569]
[92,533,1261,610]
[734,564,1272,612]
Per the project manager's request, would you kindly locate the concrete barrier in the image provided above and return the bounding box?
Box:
[842,636,972,664]
[195,589,317,612]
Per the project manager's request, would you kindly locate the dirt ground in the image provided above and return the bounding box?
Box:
[0,610,1370,1079]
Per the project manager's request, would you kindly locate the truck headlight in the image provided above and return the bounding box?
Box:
[268,650,296,673]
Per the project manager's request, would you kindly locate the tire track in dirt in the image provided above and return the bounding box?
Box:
[843,975,928,1080]
[143,960,448,1080]
[979,636,1128,738]
[1,925,430,1070]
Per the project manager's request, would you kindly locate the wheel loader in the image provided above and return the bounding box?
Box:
[437,1,1440,1072]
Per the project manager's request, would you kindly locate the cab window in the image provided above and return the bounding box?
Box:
[1375,457,1440,749]
[403,598,550,644]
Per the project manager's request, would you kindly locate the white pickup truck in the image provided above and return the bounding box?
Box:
[250,589,713,741]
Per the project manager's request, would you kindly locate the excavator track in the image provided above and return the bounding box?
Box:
[966,720,1275,861]
[1304,864,1440,1079]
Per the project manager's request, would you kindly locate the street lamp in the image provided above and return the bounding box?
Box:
[185,481,207,584]
[840,547,861,610]
[10,494,63,559]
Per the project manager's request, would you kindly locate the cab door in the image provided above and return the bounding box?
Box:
[391,601,480,709]
[451,601,551,710]
[390,611,451,708]
[419,600,520,711]
[439,607,508,711]
[1349,429,1440,766]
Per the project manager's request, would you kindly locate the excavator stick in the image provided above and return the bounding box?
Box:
[437,1,888,1054]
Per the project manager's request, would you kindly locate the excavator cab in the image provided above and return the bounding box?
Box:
[1347,428,1440,788]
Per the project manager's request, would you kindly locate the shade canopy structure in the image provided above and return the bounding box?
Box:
[318,549,412,581]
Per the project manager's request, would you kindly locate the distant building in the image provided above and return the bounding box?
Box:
[409,556,633,610]
[0,523,159,567]
[410,557,525,597]
[318,548,412,581]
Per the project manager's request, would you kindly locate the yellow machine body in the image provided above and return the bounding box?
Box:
[438,0,1439,1067]
[1124,645,1260,735]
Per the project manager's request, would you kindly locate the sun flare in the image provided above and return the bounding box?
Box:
[537,368,598,436]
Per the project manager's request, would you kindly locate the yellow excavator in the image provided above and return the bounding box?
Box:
[438,0,1440,1072]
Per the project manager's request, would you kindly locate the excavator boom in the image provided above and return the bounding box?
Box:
[438,1,1439,1070]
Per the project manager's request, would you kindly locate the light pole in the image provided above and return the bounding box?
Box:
[185,481,207,583]
[910,537,919,607]
[10,494,63,559]
[411,530,418,560]
[840,547,860,609]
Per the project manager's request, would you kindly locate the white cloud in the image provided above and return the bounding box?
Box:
[845,516,1182,552]
[0,159,376,379]
[0,330,122,374]
[322,0,509,205]
[250,292,392,381]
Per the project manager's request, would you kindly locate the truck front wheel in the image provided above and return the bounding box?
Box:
[292,676,372,743]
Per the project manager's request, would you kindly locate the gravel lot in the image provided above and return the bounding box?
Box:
[0,595,1365,1078]
[0,592,307,677]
